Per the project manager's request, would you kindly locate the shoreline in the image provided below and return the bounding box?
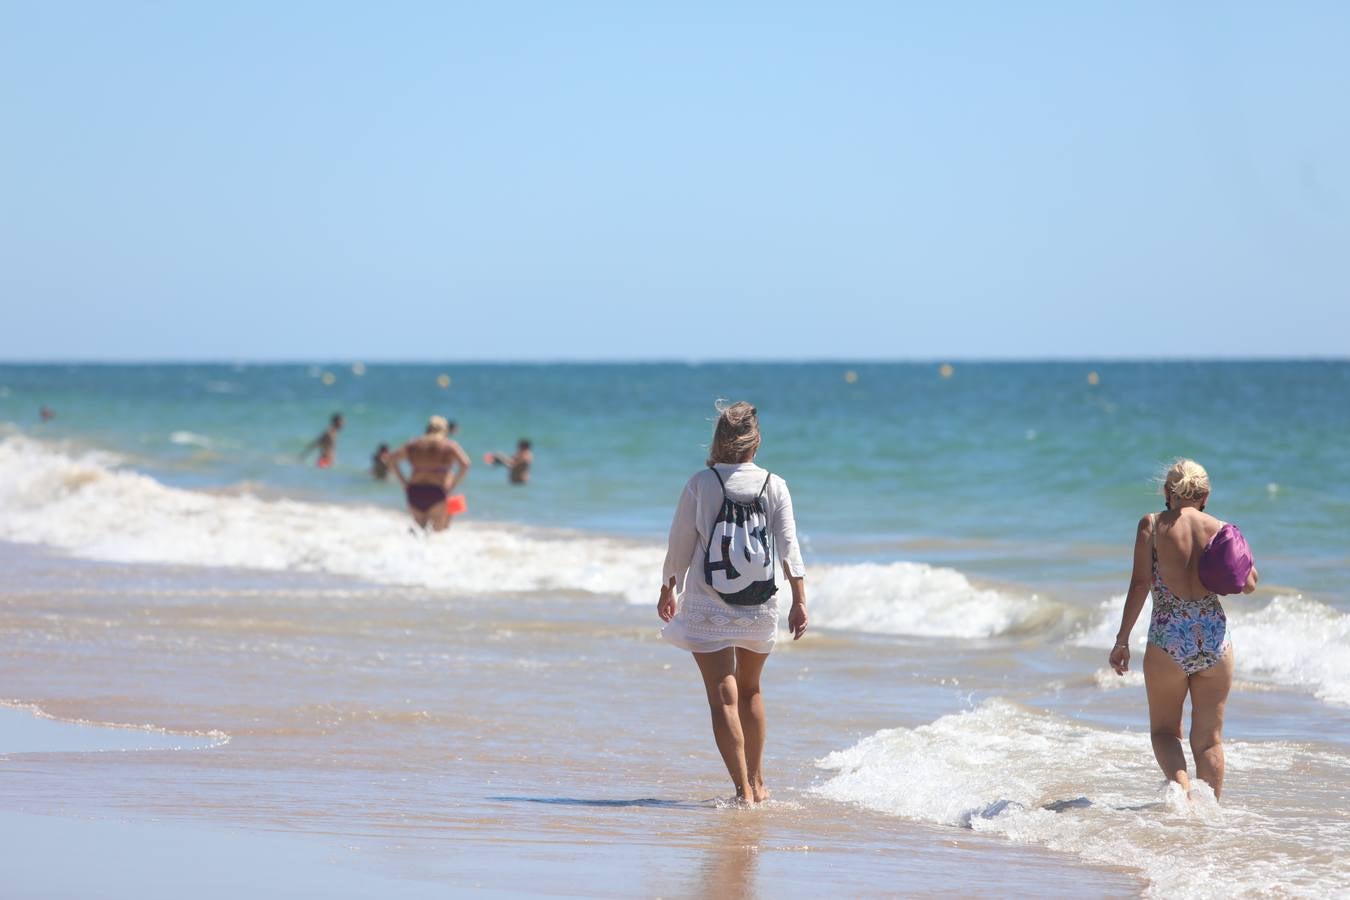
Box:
[0,540,1149,897]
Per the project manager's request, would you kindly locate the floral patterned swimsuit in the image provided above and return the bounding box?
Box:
[1147,515,1230,675]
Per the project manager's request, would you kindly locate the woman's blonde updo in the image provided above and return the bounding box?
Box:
[706,400,761,466]
[1161,458,1210,502]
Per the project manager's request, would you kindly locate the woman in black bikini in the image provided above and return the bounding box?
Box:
[382,416,471,531]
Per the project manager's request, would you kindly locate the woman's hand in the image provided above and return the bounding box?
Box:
[657,577,677,622]
[1109,642,1130,675]
[788,600,808,640]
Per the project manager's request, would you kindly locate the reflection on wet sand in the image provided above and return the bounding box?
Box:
[693,806,764,900]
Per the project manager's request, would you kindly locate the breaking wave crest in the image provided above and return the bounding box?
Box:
[0,436,1055,638]
[814,699,1350,897]
[1076,594,1350,706]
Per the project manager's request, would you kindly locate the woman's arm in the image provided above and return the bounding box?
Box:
[784,561,807,640]
[658,482,699,621]
[445,440,472,494]
[1110,515,1154,675]
[773,479,808,639]
[1243,564,1260,594]
[382,444,410,486]
[770,478,806,578]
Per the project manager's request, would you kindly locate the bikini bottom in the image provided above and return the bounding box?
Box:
[406,483,447,513]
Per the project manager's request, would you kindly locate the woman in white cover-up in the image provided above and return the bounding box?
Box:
[657,401,807,804]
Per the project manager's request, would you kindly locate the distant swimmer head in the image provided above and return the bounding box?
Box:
[1161,458,1210,509]
[446,419,458,435]
[707,400,761,466]
[518,438,531,450]
[331,413,344,429]
[426,415,449,436]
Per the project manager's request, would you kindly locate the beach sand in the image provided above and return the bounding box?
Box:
[0,541,1144,897]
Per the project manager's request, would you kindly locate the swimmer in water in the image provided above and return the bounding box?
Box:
[39,406,56,422]
[371,443,390,480]
[301,413,344,468]
[487,439,533,484]
[382,415,471,531]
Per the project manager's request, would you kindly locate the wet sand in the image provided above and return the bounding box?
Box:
[0,542,1144,897]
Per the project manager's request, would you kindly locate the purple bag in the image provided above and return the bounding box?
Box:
[1199,523,1253,596]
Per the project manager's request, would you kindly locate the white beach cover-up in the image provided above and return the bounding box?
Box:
[660,462,806,654]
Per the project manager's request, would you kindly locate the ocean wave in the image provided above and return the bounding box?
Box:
[0,436,1054,639]
[1076,594,1350,706]
[1231,596,1350,706]
[805,561,1061,639]
[0,435,663,598]
[0,699,229,753]
[814,699,1350,897]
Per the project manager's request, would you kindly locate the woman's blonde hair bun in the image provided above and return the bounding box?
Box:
[707,400,761,466]
[1161,457,1211,500]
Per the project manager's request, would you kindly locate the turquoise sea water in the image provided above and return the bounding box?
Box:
[2,361,1346,596]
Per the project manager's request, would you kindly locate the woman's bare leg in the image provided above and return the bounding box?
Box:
[693,649,750,803]
[1143,643,1192,794]
[1188,648,1234,799]
[734,649,770,802]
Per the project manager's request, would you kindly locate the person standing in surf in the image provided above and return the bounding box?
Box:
[486,438,533,484]
[1109,459,1259,801]
[301,413,343,468]
[381,415,471,531]
[371,443,391,480]
[657,401,807,804]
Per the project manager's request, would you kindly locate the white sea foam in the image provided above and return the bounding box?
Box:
[806,561,1058,639]
[0,436,1054,639]
[1232,595,1350,706]
[1076,594,1350,706]
[0,700,229,754]
[814,699,1350,897]
[0,435,661,598]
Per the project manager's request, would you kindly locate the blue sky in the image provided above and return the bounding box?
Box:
[1,2,1346,360]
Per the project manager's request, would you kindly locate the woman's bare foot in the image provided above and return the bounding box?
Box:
[752,782,770,803]
[721,791,753,808]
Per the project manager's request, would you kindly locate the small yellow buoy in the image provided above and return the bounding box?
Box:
[351,362,366,376]
[939,363,954,379]
[321,371,336,386]
[436,374,451,389]
[844,370,858,384]
[1087,370,1100,386]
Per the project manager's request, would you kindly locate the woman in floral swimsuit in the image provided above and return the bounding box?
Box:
[1109,459,1259,800]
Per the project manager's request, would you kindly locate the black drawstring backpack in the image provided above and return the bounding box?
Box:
[703,467,777,605]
